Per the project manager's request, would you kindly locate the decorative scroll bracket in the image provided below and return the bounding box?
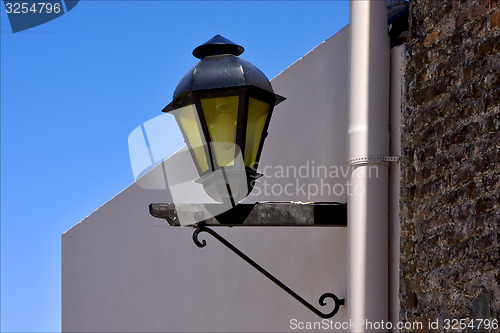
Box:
[192,223,345,319]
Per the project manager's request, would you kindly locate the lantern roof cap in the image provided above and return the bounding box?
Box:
[163,35,285,113]
[192,35,244,59]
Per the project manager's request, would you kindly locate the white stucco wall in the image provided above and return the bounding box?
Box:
[62,26,350,332]
[246,27,349,204]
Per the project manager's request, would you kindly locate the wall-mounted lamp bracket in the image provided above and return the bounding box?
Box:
[192,223,345,319]
[149,202,347,226]
[149,201,346,318]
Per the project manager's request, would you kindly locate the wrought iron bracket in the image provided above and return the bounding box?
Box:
[192,223,345,319]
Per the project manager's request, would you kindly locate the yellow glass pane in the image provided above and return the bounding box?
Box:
[201,96,239,167]
[174,104,209,173]
[244,98,270,167]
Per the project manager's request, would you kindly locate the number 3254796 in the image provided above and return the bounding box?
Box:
[5,2,61,14]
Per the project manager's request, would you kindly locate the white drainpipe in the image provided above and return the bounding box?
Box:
[348,0,390,331]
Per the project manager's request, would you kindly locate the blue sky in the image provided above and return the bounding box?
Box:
[0,1,348,331]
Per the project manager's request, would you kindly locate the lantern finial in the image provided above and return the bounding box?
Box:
[192,35,244,59]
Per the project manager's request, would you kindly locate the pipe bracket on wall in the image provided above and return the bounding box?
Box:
[347,155,400,167]
[192,223,345,319]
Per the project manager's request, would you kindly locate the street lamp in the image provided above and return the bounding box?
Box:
[152,35,345,319]
[162,35,285,206]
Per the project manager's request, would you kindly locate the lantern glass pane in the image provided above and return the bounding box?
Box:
[244,97,270,167]
[173,104,210,173]
[201,96,239,167]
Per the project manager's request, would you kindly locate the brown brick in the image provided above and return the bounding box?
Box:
[474,233,496,253]
[462,83,481,101]
[406,185,416,202]
[482,172,498,192]
[455,202,476,221]
[416,256,430,272]
[442,183,476,205]
[478,71,500,91]
[408,275,424,292]
[416,181,436,198]
[435,155,452,174]
[426,47,443,65]
[484,87,500,110]
[415,81,449,106]
[450,32,463,46]
[407,221,416,238]
[416,70,431,90]
[452,126,469,145]
[406,166,417,186]
[478,34,500,56]
[456,1,489,27]
[424,29,440,46]
[436,2,454,23]
[486,250,499,267]
[467,181,479,197]
[422,215,449,236]
[474,152,495,174]
[469,215,486,236]
[464,121,481,142]
[447,224,467,243]
[451,164,475,186]
[490,10,500,29]
[468,17,488,39]
[412,51,428,69]
[416,144,438,162]
[482,133,499,155]
[440,133,453,151]
[437,53,465,76]
[449,241,469,260]
[464,62,480,80]
[434,164,446,179]
[416,164,435,183]
[482,113,498,133]
[456,103,475,119]
[416,120,446,146]
[451,141,473,164]
[476,196,496,212]
[408,292,419,309]
[406,240,417,257]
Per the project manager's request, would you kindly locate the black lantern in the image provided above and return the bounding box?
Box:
[163,35,285,205]
[152,36,345,320]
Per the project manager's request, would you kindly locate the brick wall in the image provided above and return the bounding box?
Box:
[400,0,499,330]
